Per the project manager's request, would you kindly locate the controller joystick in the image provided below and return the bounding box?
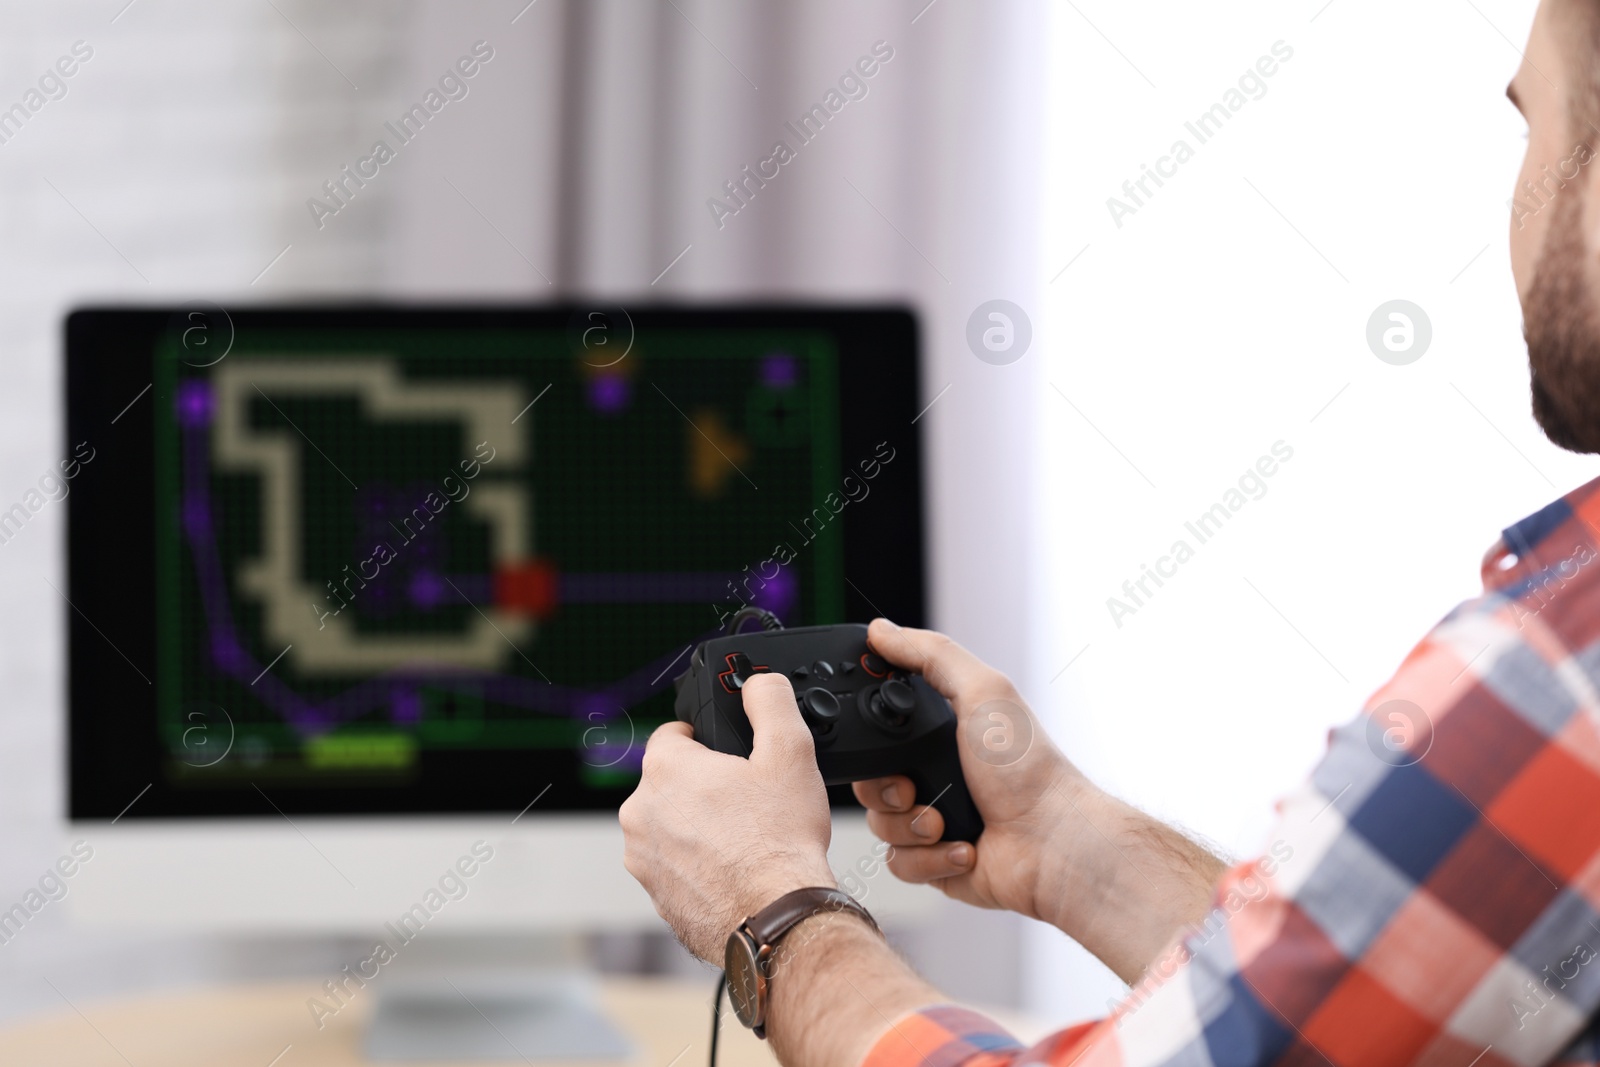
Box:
[864,678,917,731]
[799,687,842,734]
[673,623,984,843]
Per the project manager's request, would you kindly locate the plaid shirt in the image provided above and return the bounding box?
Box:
[865,476,1600,1067]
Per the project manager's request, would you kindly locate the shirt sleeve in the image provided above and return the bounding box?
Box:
[863,589,1600,1067]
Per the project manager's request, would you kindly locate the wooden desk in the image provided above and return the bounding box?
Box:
[0,978,779,1067]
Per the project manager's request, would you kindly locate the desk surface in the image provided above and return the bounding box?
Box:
[0,978,780,1067]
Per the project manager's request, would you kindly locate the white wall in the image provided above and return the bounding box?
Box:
[1030,0,1587,1023]
[0,0,437,1020]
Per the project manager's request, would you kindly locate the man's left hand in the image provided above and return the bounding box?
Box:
[620,673,837,961]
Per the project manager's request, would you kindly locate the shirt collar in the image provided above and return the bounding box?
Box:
[1482,473,1600,592]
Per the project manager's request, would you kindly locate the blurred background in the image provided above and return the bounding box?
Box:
[0,0,1586,1058]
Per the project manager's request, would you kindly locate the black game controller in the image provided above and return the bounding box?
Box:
[673,623,984,843]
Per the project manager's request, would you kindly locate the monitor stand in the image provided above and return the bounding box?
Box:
[362,934,635,1062]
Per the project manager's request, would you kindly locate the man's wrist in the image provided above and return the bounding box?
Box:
[763,895,879,978]
[734,862,839,930]
[1033,782,1225,981]
[762,902,939,1067]
[1028,772,1115,929]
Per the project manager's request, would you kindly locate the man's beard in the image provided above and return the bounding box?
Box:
[1525,189,1600,453]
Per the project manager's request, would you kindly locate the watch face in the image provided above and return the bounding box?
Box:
[725,931,767,1030]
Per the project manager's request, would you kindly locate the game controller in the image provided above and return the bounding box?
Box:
[673,623,984,843]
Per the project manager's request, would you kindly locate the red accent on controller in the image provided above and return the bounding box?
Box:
[717,652,769,693]
[494,559,560,618]
[860,652,891,678]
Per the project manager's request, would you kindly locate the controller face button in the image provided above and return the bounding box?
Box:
[861,652,890,677]
[811,660,836,680]
[800,687,842,733]
[791,666,810,680]
[839,661,856,675]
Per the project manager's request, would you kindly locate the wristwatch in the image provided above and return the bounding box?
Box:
[723,886,881,1038]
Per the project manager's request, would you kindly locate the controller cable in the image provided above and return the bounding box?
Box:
[724,605,783,634]
[709,971,728,1067]
[708,604,781,1066]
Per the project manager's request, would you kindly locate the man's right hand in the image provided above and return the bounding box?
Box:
[853,619,1082,922]
[854,618,1227,983]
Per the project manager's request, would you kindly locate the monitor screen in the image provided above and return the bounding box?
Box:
[66,307,925,818]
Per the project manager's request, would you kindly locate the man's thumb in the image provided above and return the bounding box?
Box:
[741,673,816,764]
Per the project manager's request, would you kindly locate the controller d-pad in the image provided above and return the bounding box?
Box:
[717,652,768,693]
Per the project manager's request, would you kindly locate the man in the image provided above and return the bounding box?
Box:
[620,1,1600,1063]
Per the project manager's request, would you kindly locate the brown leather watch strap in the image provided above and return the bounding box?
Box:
[724,887,880,1041]
[744,886,879,950]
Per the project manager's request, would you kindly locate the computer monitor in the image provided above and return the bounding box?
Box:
[63,305,935,932]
